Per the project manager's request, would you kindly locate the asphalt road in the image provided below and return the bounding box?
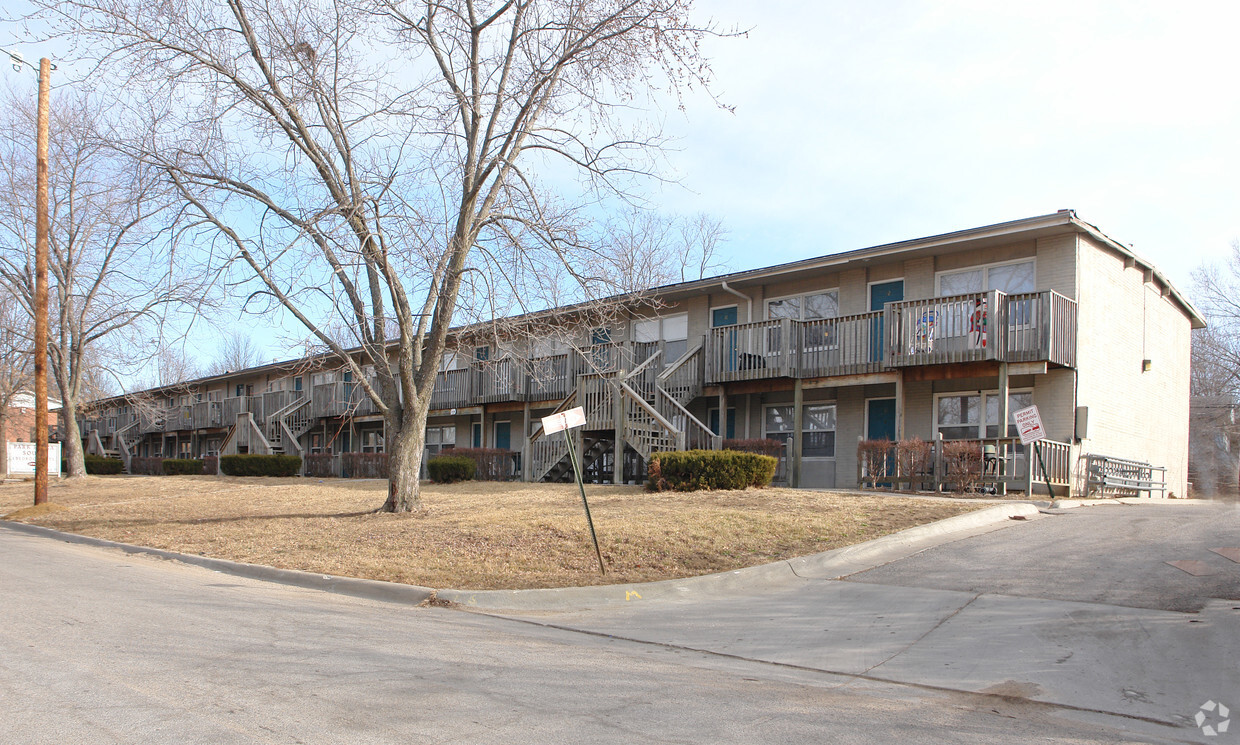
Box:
[0,519,1203,745]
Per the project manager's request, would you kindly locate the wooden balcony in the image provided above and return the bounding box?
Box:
[884,290,1077,368]
[705,312,887,384]
[705,290,1078,383]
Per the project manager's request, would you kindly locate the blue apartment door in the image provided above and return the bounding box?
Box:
[712,306,739,373]
[870,280,904,362]
[494,421,511,451]
[709,408,736,439]
[867,398,897,483]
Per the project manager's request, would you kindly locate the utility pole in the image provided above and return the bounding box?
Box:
[3,48,53,503]
[34,57,50,505]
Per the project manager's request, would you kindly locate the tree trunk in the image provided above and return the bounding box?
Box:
[382,423,424,512]
[62,405,86,478]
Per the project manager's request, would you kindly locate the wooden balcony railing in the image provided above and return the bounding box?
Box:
[884,290,1077,369]
[885,291,1002,367]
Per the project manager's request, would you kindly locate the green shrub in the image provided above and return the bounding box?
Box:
[219,454,302,477]
[427,455,476,483]
[84,455,124,475]
[162,458,205,476]
[647,450,777,492]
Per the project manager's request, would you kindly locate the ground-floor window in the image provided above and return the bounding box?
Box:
[361,429,384,453]
[935,390,1033,440]
[425,425,456,456]
[764,403,836,457]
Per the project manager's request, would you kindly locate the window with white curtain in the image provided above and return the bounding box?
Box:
[938,260,1035,296]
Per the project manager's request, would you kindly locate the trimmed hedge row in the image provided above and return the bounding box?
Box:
[427,455,476,483]
[129,456,164,475]
[647,450,777,492]
[162,458,205,475]
[83,455,124,475]
[219,454,302,477]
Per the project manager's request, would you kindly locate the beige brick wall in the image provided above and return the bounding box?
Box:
[838,269,868,315]
[1074,235,1192,496]
[1035,234,1077,297]
[903,257,936,300]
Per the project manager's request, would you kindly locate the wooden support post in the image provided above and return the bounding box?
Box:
[792,379,803,488]
[895,371,905,442]
[613,374,625,484]
[717,386,727,439]
[997,362,1009,495]
[522,402,531,483]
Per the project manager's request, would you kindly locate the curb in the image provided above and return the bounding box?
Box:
[0,521,436,606]
[1,502,1037,613]
[436,503,1039,611]
[1047,497,1211,510]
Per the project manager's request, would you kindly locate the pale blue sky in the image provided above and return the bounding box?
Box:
[656,0,1239,293]
[5,1,1237,377]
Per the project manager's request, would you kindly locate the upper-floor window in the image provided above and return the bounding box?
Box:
[938,259,1035,297]
[440,350,463,371]
[633,313,689,366]
[530,337,569,359]
[767,290,839,321]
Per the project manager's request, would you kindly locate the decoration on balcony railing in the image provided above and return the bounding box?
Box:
[969,297,988,350]
[912,310,935,354]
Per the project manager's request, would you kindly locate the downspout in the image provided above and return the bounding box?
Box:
[719,281,752,323]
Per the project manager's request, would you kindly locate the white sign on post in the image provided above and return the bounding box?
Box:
[541,406,587,435]
[6,442,62,477]
[1013,405,1046,445]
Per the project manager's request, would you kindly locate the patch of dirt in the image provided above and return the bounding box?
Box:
[4,502,69,520]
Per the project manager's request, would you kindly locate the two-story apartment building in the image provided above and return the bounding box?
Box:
[80,211,1203,496]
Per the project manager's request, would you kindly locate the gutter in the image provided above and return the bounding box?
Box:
[719,280,753,322]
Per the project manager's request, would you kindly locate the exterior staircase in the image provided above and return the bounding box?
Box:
[526,346,721,483]
[264,395,314,455]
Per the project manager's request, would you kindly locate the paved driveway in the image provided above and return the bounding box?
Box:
[3,501,1237,744]
[494,502,1240,743]
[848,502,1240,612]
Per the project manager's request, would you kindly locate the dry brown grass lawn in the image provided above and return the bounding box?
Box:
[0,476,983,590]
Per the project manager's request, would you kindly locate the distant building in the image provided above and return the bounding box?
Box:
[3,392,62,445]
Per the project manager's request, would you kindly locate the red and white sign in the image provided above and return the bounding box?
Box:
[541,406,587,435]
[1013,405,1046,445]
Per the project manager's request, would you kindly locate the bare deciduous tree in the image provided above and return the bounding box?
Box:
[207,331,261,376]
[0,89,202,477]
[31,0,730,510]
[1191,240,1240,496]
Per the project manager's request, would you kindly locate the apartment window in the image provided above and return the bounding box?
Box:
[530,337,568,359]
[425,425,457,456]
[936,391,1034,440]
[633,313,689,366]
[361,429,384,453]
[938,260,1035,297]
[764,404,836,458]
[179,441,192,458]
[767,290,839,321]
[440,351,462,371]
